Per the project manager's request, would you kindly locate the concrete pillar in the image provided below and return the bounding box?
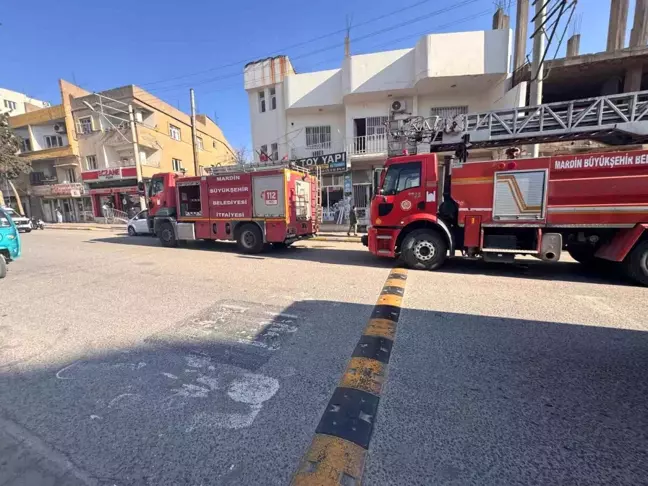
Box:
[607,0,629,51]
[513,0,529,85]
[630,0,648,47]
[567,34,581,57]
[492,7,510,29]
[624,66,643,91]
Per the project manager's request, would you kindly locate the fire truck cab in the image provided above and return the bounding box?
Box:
[364,150,648,286]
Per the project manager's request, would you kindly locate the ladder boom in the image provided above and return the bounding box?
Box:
[388,90,648,155]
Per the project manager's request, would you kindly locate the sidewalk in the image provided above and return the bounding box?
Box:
[44,223,126,232]
[0,416,95,486]
[312,231,363,243]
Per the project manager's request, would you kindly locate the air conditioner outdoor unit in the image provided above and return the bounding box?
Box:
[53,123,67,134]
[390,99,408,113]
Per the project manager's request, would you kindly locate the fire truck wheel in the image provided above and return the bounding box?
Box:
[0,255,6,279]
[625,240,648,286]
[271,242,293,249]
[158,222,178,248]
[567,245,598,266]
[401,229,447,270]
[237,224,264,254]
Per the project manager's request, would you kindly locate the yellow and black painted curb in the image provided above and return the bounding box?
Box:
[291,267,408,486]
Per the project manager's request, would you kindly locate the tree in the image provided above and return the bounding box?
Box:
[234,146,249,165]
[0,112,31,209]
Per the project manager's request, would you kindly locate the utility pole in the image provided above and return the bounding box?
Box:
[128,104,146,211]
[190,89,200,176]
[529,0,547,157]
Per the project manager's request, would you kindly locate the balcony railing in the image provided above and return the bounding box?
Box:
[348,135,387,157]
[29,173,58,186]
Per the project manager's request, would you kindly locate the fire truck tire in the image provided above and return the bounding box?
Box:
[567,245,598,266]
[272,242,293,249]
[0,255,6,279]
[237,224,264,254]
[401,229,447,270]
[625,240,648,286]
[158,222,178,248]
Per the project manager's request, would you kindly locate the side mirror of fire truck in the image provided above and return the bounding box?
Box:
[137,181,145,192]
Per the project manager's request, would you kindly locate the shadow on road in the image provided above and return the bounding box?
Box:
[1,297,648,485]
[87,235,633,285]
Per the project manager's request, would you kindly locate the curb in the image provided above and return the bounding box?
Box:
[291,267,408,486]
[311,237,361,243]
[45,226,125,232]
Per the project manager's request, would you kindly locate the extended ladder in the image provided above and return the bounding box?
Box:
[388,90,648,156]
[205,159,310,175]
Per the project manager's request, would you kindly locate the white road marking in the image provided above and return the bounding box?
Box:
[227,374,279,405]
[184,355,212,368]
[108,393,139,408]
[161,372,178,380]
[55,361,80,380]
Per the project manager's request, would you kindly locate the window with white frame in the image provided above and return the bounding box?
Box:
[271,143,278,161]
[78,116,93,134]
[258,91,266,113]
[3,100,17,111]
[169,124,181,141]
[260,144,268,158]
[269,87,276,110]
[64,168,77,183]
[196,136,204,151]
[85,155,98,170]
[45,135,63,148]
[172,158,182,172]
[430,106,468,118]
[20,138,31,152]
[305,126,332,152]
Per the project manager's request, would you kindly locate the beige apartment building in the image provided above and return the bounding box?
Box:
[9,80,235,222]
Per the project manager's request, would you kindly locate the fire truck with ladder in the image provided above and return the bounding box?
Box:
[362,90,648,286]
[145,162,320,253]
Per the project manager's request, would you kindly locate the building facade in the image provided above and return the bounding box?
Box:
[244,28,526,225]
[7,80,91,222]
[70,85,235,219]
[9,81,235,222]
[0,88,50,116]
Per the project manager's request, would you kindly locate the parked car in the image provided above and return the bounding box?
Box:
[1,207,31,232]
[127,210,150,236]
[0,207,21,278]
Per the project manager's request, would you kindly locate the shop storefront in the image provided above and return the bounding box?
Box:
[81,167,143,219]
[293,151,379,227]
[30,183,91,223]
[294,152,352,224]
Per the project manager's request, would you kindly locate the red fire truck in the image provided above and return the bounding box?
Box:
[145,162,319,253]
[363,92,648,285]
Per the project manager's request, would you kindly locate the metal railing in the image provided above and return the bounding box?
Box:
[347,135,388,156]
[389,90,648,153]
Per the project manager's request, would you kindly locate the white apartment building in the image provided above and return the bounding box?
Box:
[244,28,527,224]
[0,88,50,116]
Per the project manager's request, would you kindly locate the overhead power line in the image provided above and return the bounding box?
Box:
[142,0,482,97]
[140,0,440,88]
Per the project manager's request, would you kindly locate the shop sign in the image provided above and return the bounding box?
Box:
[82,167,137,182]
[294,152,348,174]
[343,173,352,195]
[52,183,85,197]
[98,168,122,180]
[89,186,138,196]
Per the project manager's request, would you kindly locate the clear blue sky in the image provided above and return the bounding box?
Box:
[0,0,620,149]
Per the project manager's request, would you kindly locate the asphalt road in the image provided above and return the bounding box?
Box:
[1,230,646,485]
